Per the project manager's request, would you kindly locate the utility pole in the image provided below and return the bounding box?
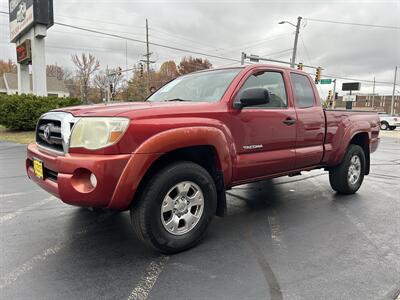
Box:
[372,76,375,109]
[391,66,398,115]
[291,16,302,68]
[145,19,150,93]
[140,19,155,95]
[278,16,302,68]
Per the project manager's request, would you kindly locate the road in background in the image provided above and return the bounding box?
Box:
[1,135,399,300]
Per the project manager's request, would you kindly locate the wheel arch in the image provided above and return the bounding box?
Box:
[349,132,370,175]
[133,145,227,216]
[109,126,233,214]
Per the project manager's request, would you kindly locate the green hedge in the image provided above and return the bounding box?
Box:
[0,94,82,131]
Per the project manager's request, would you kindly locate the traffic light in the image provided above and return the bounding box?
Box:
[117,67,122,76]
[139,63,144,78]
[109,83,114,97]
[328,90,332,100]
[297,63,303,70]
[315,67,321,84]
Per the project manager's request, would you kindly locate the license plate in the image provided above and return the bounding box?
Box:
[33,158,44,179]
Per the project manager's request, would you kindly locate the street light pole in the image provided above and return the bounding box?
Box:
[279,16,302,68]
[291,16,302,68]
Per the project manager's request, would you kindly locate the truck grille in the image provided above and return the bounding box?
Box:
[36,119,64,152]
[35,112,78,154]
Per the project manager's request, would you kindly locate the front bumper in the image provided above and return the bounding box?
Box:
[26,143,131,209]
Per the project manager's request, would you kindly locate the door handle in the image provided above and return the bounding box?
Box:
[282,118,296,126]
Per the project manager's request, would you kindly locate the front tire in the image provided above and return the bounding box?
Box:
[389,126,396,130]
[131,161,217,254]
[329,145,366,194]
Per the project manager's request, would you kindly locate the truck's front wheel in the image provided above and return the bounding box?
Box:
[329,144,366,194]
[131,161,217,254]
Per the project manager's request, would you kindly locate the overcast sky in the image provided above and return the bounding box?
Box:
[1,0,399,97]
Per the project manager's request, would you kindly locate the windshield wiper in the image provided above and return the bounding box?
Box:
[164,98,189,102]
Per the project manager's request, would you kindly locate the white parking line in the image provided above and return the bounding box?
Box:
[0,190,41,199]
[0,213,113,289]
[268,210,287,252]
[127,256,169,300]
[310,178,400,270]
[0,242,63,289]
[0,196,55,225]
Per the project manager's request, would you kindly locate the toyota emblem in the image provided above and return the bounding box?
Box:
[43,125,51,141]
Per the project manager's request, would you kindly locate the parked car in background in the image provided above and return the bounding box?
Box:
[378,113,400,130]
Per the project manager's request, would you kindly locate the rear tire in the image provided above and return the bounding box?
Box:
[131,161,217,254]
[329,145,366,194]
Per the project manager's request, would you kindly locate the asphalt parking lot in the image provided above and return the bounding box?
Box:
[1,134,399,300]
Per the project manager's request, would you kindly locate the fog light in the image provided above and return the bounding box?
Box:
[90,173,97,188]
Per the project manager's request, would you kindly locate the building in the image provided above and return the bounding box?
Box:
[334,94,400,115]
[0,73,70,97]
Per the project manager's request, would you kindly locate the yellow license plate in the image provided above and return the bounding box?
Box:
[33,158,44,179]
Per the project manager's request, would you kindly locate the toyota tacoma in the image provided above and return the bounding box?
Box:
[26,65,380,253]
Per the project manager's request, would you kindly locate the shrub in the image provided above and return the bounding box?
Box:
[0,94,82,131]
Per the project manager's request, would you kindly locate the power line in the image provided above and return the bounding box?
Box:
[0,10,396,87]
[52,22,245,64]
[0,11,245,64]
[304,17,400,30]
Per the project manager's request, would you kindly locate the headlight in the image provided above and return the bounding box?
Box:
[69,117,129,150]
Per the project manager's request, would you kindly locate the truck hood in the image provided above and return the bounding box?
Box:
[54,101,205,117]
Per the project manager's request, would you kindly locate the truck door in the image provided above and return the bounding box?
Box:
[290,72,325,168]
[229,68,297,182]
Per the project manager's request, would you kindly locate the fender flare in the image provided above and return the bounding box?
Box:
[108,126,234,210]
[328,121,371,166]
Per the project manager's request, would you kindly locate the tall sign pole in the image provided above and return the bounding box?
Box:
[9,0,53,96]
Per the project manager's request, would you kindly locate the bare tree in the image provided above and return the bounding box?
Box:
[94,68,124,101]
[46,64,72,81]
[71,53,100,103]
[94,72,108,102]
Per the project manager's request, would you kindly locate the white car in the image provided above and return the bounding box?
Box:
[379,113,400,130]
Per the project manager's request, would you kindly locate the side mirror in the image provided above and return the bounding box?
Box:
[234,87,270,109]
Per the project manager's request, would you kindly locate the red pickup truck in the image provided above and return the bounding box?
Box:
[26,65,380,253]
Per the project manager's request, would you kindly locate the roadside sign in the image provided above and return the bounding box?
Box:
[16,39,32,64]
[343,95,357,102]
[342,82,361,91]
[320,79,332,84]
[9,0,54,43]
[249,54,260,62]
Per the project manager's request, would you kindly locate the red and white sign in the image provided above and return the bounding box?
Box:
[9,0,34,42]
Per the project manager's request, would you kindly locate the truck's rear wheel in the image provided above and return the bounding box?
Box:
[329,145,366,194]
[131,161,217,254]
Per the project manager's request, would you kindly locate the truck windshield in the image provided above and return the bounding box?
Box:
[147,68,242,102]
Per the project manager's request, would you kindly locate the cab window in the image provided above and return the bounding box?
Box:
[236,71,288,108]
[290,73,315,108]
